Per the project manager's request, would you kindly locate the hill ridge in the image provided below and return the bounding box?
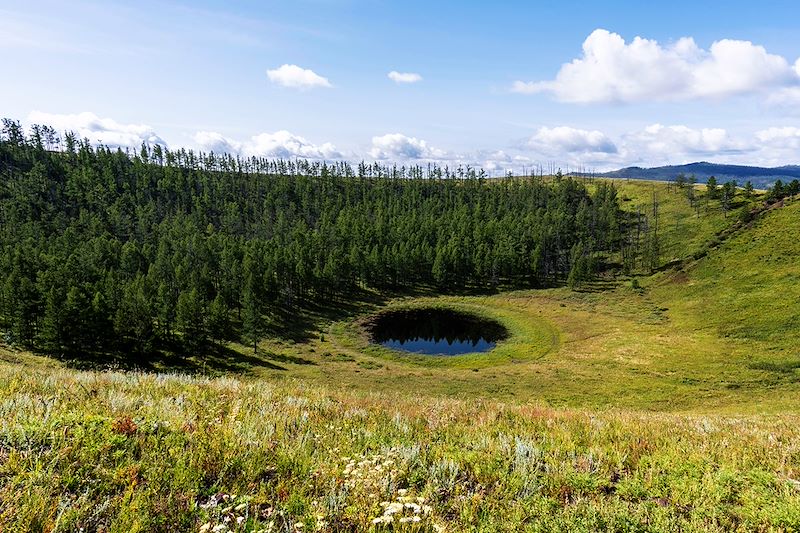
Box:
[602,161,800,188]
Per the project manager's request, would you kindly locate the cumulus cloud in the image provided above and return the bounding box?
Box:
[266,64,332,89]
[192,131,241,154]
[514,123,778,169]
[22,109,800,171]
[388,71,422,84]
[369,133,446,160]
[623,124,750,160]
[756,126,800,147]
[247,131,341,159]
[750,127,800,166]
[527,126,617,155]
[766,87,800,112]
[513,29,800,103]
[27,111,166,148]
[193,124,798,172]
[193,130,342,159]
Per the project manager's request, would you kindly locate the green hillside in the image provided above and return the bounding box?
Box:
[3,133,800,530]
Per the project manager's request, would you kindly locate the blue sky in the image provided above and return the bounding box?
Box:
[2,0,800,171]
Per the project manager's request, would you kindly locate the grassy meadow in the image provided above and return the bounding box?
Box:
[3,179,800,531]
[3,359,800,532]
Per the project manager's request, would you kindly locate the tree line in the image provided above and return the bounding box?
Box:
[0,120,625,360]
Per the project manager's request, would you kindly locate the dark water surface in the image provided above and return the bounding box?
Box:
[368,308,508,356]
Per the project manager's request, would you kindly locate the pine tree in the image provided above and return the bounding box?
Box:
[706,176,719,200]
[743,181,754,200]
[114,275,154,357]
[176,287,206,351]
[241,250,263,354]
[207,293,229,343]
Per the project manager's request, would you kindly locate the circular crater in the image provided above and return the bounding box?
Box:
[366,307,509,356]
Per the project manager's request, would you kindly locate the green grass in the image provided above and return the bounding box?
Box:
[2,362,800,532]
[227,184,799,412]
[330,297,559,369]
[4,180,800,530]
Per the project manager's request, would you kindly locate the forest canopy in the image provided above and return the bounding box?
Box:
[0,120,624,360]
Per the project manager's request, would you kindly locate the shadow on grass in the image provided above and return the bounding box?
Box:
[264,287,389,343]
[57,340,293,375]
[39,275,598,375]
[261,351,316,366]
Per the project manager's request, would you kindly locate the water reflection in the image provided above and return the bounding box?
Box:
[369,308,507,356]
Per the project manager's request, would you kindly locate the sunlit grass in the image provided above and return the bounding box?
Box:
[4,180,800,530]
[2,361,800,531]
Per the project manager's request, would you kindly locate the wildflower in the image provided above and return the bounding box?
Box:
[199,523,211,533]
[385,502,404,515]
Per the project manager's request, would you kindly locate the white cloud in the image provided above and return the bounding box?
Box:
[751,127,800,166]
[388,71,422,84]
[266,64,332,89]
[27,111,166,148]
[248,131,341,159]
[756,126,800,143]
[187,123,800,171]
[22,109,800,171]
[766,87,800,112]
[369,133,446,160]
[623,124,749,160]
[514,123,776,170]
[192,131,241,154]
[528,126,617,155]
[756,127,800,149]
[513,29,800,103]
[193,130,342,159]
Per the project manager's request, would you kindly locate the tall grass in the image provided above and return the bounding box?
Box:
[1,361,799,532]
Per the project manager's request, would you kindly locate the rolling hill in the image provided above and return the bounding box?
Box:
[602,162,800,188]
[4,161,800,530]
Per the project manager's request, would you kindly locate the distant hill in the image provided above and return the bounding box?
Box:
[601,162,800,189]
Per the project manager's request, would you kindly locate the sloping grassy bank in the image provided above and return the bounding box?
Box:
[2,361,799,532]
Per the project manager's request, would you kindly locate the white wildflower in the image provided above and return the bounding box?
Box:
[386,502,404,515]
